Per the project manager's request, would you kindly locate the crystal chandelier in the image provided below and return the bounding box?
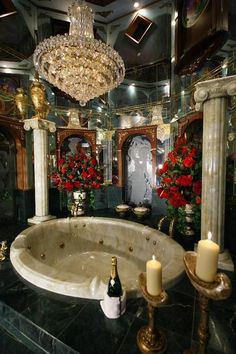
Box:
[33,0,125,106]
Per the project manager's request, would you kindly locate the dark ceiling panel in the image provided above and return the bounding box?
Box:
[87,0,116,6]
[0,14,35,60]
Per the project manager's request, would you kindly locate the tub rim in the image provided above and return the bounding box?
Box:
[10,217,185,299]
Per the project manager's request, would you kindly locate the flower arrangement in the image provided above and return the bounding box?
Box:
[157,136,202,235]
[51,151,103,208]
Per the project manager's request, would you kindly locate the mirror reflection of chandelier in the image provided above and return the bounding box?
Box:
[33,0,125,106]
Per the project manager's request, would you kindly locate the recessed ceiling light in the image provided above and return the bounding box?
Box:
[134,2,140,8]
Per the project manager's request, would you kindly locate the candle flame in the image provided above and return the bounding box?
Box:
[207,231,212,240]
[152,254,156,260]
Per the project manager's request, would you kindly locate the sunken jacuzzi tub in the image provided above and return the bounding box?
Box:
[10,217,185,299]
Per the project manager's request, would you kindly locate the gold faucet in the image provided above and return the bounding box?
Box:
[0,241,8,262]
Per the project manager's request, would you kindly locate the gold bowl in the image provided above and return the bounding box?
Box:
[115,204,130,217]
[133,206,149,218]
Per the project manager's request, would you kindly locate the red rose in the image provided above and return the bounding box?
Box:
[74,181,81,189]
[91,182,101,189]
[168,151,177,164]
[58,158,65,165]
[60,167,67,174]
[69,162,75,168]
[169,191,187,208]
[81,171,88,179]
[182,146,189,156]
[170,186,179,193]
[176,175,193,186]
[162,177,172,184]
[183,156,195,168]
[189,147,197,158]
[88,167,96,177]
[160,161,168,174]
[90,157,97,166]
[64,181,74,191]
[157,187,169,199]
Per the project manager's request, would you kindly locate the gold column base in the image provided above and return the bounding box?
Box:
[137,326,167,354]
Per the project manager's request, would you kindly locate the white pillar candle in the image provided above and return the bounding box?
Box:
[146,255,162,296]
[196,232,220,282]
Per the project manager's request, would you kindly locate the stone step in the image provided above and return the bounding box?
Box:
[0,325,36,354]
[0,302,79,354]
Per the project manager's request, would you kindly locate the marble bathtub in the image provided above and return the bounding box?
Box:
[10,217,185,299]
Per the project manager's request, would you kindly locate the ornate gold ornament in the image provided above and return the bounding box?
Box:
[30,75,50,119]
[15,88,28,121]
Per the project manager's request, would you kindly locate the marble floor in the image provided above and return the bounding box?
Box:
[0,212,236,354]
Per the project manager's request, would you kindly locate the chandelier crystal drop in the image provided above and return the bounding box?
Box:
[33,0,125,106]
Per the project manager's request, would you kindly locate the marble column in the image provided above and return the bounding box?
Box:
[103,130,114,184]
[24,118,56,224]
[194,76,236,270]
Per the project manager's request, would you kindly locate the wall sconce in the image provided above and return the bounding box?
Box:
[125,14,153,44]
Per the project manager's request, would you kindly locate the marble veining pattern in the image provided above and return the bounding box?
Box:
[194,76,236,253]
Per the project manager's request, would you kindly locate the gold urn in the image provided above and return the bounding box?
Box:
[15,88,28,121]
[30,78,50,119]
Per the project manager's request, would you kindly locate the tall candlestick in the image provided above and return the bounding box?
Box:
[196,232,220,282]
[146,255,162,296]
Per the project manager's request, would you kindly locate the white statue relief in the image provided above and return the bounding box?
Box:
[126,136,152,206]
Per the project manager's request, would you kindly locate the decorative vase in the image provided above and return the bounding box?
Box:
[71,191,87,216]
[184,204,195,236]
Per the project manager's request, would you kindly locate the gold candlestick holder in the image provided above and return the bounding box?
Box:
[137,272,168,354]
[183,251,232,354]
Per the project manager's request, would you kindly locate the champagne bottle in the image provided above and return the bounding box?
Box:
[107,256,123,297]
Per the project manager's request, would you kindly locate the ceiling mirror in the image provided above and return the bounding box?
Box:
[125,14,153,44]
